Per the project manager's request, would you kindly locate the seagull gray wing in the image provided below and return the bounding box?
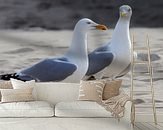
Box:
[92,44,110,52]
[86,45,114,76]
[116,63,131,78]
[19,58,77,82]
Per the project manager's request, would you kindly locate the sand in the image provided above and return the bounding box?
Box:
[0,28,162,115]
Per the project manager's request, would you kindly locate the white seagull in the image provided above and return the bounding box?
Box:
[0,18,107,82]
[85,5,132,79]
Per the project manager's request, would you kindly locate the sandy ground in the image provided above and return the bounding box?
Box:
[0,28,162,115]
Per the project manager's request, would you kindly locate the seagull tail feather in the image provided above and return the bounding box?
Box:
[0,73,20,81]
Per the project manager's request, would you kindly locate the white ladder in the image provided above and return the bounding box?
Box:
[130,35,157,125]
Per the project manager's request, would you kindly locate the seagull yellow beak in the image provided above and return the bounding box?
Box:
[120,12,127,17]
[95,24,108,30]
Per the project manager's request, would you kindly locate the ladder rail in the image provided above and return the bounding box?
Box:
[146,35,157,124]
[130,35,135,126]
[130,35,134,100]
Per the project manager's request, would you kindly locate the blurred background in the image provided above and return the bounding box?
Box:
[0,0,162,30]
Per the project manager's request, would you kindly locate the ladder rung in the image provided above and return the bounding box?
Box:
[135,106,157,109]
[132,91,152,96]
[132,91,151,93]
[135,109,155,113]
[133,61,149,64]
[133,47,148,51]
[132,73,150,77]
[133,71,149,74]
[135,104,156,108]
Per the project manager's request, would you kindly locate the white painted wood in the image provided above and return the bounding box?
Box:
[0,118,133,130]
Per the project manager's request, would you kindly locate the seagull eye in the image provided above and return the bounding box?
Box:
[87,22,91,24]
[128,8,131,11]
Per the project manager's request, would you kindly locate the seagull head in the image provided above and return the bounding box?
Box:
[75,18,108,33]
[119,5,132,19]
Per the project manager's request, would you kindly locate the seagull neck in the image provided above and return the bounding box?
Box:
[66,29,88,59]
[110,17,130,48]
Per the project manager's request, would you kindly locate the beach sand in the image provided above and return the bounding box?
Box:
[0,28,162,115]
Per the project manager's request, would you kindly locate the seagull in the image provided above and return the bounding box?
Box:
[0,18,107,83]
[85,5,132,80]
